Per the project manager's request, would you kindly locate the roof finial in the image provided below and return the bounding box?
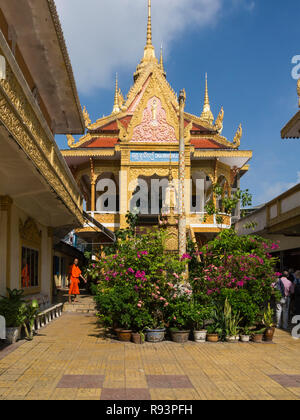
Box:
[143,0,156,60]
[112,73,120,114]
[160,44,165,73]
[147,0,152,46]
[200,73,214,125]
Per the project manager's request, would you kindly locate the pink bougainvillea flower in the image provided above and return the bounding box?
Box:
[181,253,192,261]
[127,268,135,274]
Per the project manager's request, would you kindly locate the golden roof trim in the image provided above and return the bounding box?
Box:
[193,150,252,158]
[47,0,85,132]
[62,149,116,157]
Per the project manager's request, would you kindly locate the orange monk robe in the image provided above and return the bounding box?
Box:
[22,264,30,288]
[68,264,82,295]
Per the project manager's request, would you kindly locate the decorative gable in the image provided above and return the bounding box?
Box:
[127,70,179,143]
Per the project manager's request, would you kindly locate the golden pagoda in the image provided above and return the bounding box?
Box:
[62,0,252,248]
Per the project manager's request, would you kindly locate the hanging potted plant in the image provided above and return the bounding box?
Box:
[262,304,276,342]
[0,289,27,344]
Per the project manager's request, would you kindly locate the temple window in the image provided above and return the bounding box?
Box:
[21,246,39,289]
[19,218,42,292]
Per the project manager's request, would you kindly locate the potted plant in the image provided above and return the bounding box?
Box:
[191,304,212,343]
[145,324,166,343]
[224,299,241,343]
[0,289,27,344]
[240,326,252,343]
[206,324,222,342]
[167,301,193,343]
[262,304,276,342]
[23,299,39,341]
[251,327,266,343]
[132,331,145,345]
[131,308,152,344]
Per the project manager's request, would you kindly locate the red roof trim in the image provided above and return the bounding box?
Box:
[86,138,119,148]
[191,138,225,149]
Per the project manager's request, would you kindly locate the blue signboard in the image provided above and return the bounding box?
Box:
[130,151,179,163]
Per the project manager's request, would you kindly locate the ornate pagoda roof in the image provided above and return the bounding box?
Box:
[63,0,247,155]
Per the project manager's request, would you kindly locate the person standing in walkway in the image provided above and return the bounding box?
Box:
[275,273,294,330]
[69,258,87,303]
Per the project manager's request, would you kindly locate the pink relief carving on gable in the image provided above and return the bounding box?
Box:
[132,97,177,143]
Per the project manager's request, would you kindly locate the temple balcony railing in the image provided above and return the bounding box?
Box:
[86,211,231,231]
[188,213,232,231]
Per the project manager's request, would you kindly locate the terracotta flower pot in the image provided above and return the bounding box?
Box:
[264,327,275,342]
[252,333,263,343]
[171,330,190,343]
[118,330,132,342]
[132,333,144,345]
[206,333,219,343]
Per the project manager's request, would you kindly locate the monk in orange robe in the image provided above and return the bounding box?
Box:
[68,258,87,303]
[21,262,30,288]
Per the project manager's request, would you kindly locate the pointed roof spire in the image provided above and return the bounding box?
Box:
[147,0,152,46]
[160,43,166,76]
[143,0,155,59]
[112,73,120,114]
[200,73,214,125]
[133,0,158,81]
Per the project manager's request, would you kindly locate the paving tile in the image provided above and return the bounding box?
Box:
[269,375,300,388]
[101,388,151,400]
[0,314,300,400]
[56,375,105,389]
[146,375,194,389]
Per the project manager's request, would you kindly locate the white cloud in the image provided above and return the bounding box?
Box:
[256,172,300,204]
[55,0,253,94]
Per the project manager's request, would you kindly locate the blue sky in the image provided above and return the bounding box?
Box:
[56,0,300,206]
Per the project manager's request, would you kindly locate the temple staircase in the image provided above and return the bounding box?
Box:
[55,289,97,315]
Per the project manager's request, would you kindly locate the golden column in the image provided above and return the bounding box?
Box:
[178,89,186,257]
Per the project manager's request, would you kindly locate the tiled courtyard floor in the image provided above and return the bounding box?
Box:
[0,313,300,400]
